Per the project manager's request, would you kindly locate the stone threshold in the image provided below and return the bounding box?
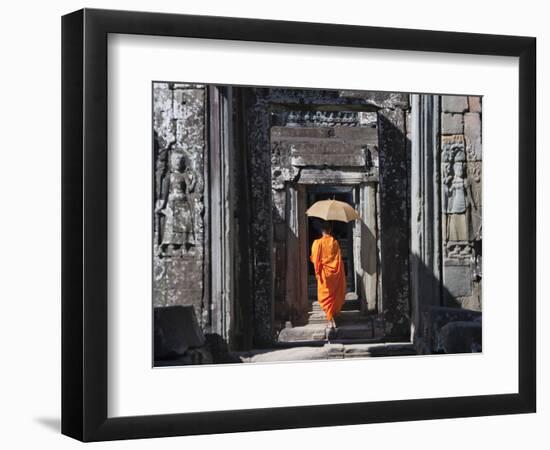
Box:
[235,342,416,363]
[273,335,408,348]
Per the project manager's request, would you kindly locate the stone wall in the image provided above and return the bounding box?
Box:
[440,95,482,311]
[152,83,208,326]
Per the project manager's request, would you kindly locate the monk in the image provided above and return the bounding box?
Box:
[310,221,346,337]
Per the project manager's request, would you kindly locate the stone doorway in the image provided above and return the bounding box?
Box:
[268,109,381,335]
[237,87,412,346]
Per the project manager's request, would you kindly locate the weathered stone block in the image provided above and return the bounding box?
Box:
[288,142,367,167]
[333,126,378,143]
[336,323,374,340]
[442,96,469,113]
[440,320,482,353]
[154,306,205,360]
[163,258,203,311]
[298,168,374,184]
[339,91,409,109]
[468,96,482,113]
[291,155,366,167]
[444,260,472,298]
[441,113,464,135]
[464,112,482,161]
[369,344,416,357]
[204,333,241,364]
[343,344,373,357]
[461,295,482,312]
[154,348,214,366]
[278,324,327,342]
[421,305,481,353]
[373,315,385,338]
[326,343,345,359]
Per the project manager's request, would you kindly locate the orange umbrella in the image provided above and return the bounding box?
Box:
[305,199,359,223]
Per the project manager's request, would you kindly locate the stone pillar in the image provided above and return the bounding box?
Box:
[285,184,309,324]
[209,86,234,341]
[297,185,308,318]
[378,105,410,338]
[272,187,286,330]
[152,83,208,327]
[246,90,274,346]
[359,183,378,312]
[410,94,442,340]
[353,186,363,304]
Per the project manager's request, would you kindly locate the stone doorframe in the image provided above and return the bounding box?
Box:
[208,86,234,342]
[242,88,412,346]
[410,94,442,341]
[286,173,380,324]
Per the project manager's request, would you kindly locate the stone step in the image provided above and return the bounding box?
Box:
[278,322,374,342]
[279,324,327,341]
[310,297,361,313]
[366,343,417,357]
[308,309,370,325]
[273,335,410,349]
[311,302,322,311]
[233,342,416,363]
[337,324,375,339]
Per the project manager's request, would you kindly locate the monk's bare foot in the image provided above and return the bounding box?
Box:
[325,321,336,341]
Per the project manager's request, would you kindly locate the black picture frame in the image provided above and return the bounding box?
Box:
[61,8,536,442]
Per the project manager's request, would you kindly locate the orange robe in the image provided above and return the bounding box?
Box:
[310,234,346,321]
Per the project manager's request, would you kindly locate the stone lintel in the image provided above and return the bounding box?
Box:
[339,91,410,110]
[290,142,367,155]
[271,125,378,143]
[291,155,366,167]
[298,168,377,184]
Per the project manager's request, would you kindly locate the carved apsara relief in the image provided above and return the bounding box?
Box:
[442,135,479,258]
[155,148,197,256]
[152,83,206,314]
[154,85,205,258]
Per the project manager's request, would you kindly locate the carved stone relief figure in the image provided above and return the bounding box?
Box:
[156,149,196,256]
[442,137,476,258]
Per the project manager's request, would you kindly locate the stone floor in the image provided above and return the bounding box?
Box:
[235,342,416,363]
[156,299,418,367]
[240,298,417,363]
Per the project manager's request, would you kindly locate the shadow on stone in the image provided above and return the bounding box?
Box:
[440,320,482,353]
[154,305,205,360]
